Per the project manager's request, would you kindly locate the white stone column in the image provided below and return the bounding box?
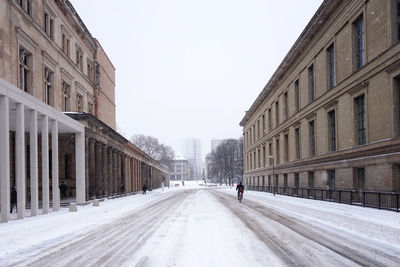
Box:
[42,115,49,214]
[0,96,10,223]
[30,110,38,216]
[52,120,59,211]
[16,103,26,219]
[75,131,85,204]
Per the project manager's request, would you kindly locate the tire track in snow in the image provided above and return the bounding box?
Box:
[213,190,400,267]
[4,190,193,267]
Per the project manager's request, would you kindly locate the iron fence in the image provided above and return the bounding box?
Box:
[245,185,400,212]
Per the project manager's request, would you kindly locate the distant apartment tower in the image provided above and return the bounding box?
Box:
[182,138,202,178]
[211,139,223,153]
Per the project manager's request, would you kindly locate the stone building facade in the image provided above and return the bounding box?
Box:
[241,0,400,194]
[170,156,193,181]
[0,0,168,222]
[0,0,116,129]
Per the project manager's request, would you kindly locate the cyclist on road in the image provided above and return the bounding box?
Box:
[236,182,244,200]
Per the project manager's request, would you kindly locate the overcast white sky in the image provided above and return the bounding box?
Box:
[70,0,323,159]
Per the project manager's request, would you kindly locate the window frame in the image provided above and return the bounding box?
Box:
[327,43,336,89]
[327,109,337,152]
[295,79,300,111]
[309,120,316,156]
[353,13,365,71]
[354,94,366,145]
[308,64,315,102]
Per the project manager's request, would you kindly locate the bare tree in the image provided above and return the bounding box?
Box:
[131,134,175,169]
[209,138,243,185]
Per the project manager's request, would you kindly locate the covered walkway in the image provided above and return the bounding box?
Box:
[0,78,85,223]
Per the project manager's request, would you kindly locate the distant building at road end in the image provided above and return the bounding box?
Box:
[181,138,202,179]
[170,155,194,181]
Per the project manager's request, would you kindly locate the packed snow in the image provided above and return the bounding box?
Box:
[0,181,399,266]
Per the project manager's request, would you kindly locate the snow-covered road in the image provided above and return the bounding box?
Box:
[1,184,400,266]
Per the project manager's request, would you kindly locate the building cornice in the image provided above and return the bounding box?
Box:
[55,0,97,50]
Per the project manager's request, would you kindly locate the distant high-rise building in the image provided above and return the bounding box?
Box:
[182,138,202,178]
[211,139,223,153]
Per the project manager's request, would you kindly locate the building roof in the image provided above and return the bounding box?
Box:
[174,155,186,160]
[239,0,341,127]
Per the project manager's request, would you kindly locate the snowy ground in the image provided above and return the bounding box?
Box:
[0,181,399,266]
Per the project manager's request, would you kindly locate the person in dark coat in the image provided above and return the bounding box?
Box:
[60,181,68,200]
[236,182,244,200]
[10,187,17,213]
[142,184,147,195]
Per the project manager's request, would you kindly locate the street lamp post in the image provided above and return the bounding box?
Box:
[268,155,275,196]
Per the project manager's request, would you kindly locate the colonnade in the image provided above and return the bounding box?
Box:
[85,138,143,199]
[0,79,85,223]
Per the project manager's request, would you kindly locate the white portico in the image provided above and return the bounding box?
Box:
[0,78,85,223]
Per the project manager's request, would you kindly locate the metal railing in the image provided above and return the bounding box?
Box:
[246,185,400,212]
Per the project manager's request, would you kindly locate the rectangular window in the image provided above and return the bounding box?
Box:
[77,93,83,112]
[275,174,279,187]
[19,48,31,94]
[17,0,32,15]
[275,101,279,127]
[294,173,300,188]
[44,10,54,40]
[62,81,70,112]
[284,134,289,162]
[249,128,252,145]
[62,33,70,57]
[268,175,271,186]
[308,171,315,188]
[328,169,336,190]
[253,151,256,169]
[327,44,335,89]
[262,114,265,136]
[263,146,266,167]
[295,128,300,160]
[354,168,365,191]
[355,94,366,145]
[308,64,315,102]
[295,79,300,111]
[309,120,316,156]
[87,60,94,82]
[76,46,83,71]
[276,139,280,164]
[328,110,336,151]
[353,15,365,70]
[257,148,261,168]
[397,0,400,41]
[253,125,256,143]
[27,0,31,15]
[268,143,272,165]
[395,77,400,136]
[393,164,400,193]
[268,108,272,131]
[257,120,260,140]
[44,68,53,106]
[284,174,288,188]
[284,91,288,120]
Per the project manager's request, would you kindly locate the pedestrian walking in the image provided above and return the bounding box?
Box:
[142,184,147,195]
[60,181,68,200]
[10,187,17,213]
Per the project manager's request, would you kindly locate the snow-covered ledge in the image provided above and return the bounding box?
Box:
[0,78,85,223]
